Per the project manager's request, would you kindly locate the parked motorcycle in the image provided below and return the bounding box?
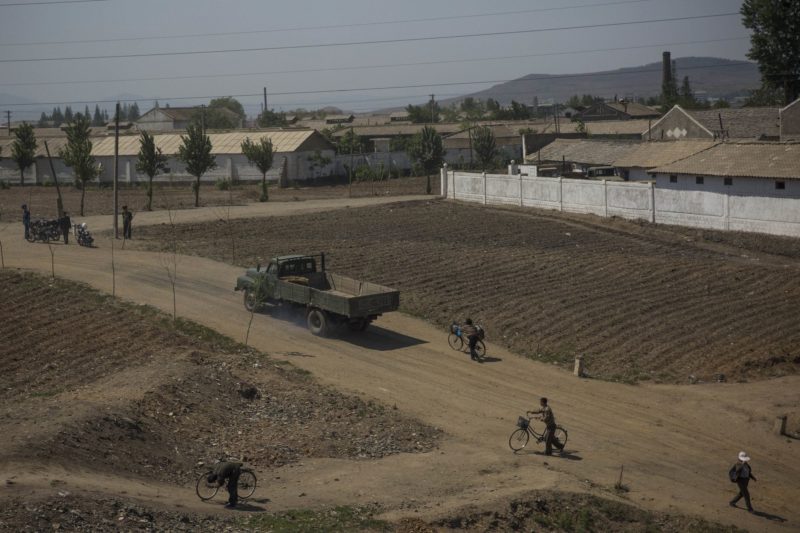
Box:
[26,219,62,243]
[76,223,94,247]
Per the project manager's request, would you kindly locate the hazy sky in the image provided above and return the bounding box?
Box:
[0,0,751,119]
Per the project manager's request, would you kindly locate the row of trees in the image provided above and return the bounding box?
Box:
[38,103,141,128]
[404,98,534,123]
[5,115,276,214]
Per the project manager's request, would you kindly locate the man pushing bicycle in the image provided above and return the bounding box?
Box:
[207,460,242,508]
[528,397,564,456]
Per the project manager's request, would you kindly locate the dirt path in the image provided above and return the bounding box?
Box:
[1,200,798,532]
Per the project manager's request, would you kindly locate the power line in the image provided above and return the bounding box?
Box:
[0,0,661,47]
[0,12,740,64]
[0,0,107,6]
[0,61,756,108]
[0,37,748,89]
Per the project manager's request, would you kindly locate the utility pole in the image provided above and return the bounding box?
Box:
[263,87,268,113]
[429,94,435,124]
[349,126,354,198]
[113,102,120,239]
[5,110,10,135]
[44,141,65,218]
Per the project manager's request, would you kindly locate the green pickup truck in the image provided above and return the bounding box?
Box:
[235,253,400,336]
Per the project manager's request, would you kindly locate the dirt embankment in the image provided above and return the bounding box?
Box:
[0,270,440,489]
[0,176,439,222]
[126,200,800,384]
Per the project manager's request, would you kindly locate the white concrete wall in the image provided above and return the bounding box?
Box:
[445,170,800,238]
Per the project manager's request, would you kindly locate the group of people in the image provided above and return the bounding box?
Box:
[20,204,134,242]
[458,317,760,514]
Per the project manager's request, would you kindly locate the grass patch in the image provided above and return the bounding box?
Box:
[241,506,390,532]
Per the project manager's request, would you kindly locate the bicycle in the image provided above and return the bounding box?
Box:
[196,468,258,502]
[508,415,568,453]
[448,323,486,359]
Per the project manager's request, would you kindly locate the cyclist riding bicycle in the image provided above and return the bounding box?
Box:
[460,318,481,361]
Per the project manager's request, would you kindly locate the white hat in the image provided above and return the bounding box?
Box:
[738,451,751,462]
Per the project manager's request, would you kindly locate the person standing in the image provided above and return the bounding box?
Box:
[122,205,133,240]
[206,461,242,509]
[59,212,71,244]
[729,451,757,513]
[22,204,31,240]
[528,397,564,456]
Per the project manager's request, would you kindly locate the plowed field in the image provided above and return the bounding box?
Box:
[0,271,439,489]
[129,199,800,383]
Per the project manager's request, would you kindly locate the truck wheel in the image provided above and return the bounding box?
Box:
[243,288,260,312]
[307,309,329,337]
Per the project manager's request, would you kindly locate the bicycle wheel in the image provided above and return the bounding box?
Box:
[238,469,257,500]
[509,428,530,452]
[196,471,219,501]
[447,333,463,351]
[553,426,568,451]
[474,340,486,358]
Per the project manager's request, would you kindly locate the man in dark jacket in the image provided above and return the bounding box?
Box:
[22,204,31,240]
[730,451,757,513]
[461,318,480,361]
[528,397,564,456]
[122,205,133,240]
[207,461,242,508]
[59,212,71,244]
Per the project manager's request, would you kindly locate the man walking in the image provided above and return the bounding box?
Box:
[730,451,757,513]
[461,318,481,361]
[122,205,133,240]
[528,397,564,456]
[22,204,30,240]
[59,212,71,244]
[206,460,242,509]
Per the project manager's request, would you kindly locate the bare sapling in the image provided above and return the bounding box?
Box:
[48,243,55,279]
[111,236,116,297]
[159,179,180,321]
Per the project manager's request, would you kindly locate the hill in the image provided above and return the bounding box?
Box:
[448,56,761,105]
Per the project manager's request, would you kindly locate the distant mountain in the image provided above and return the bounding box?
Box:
[445,57,761,106]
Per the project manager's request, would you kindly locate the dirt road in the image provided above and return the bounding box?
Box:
[2,197,798,531]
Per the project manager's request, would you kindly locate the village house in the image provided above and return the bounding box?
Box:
[780,97,800,141]
[136,106,243,131]
[612,140,718,180]
[576,100,661,122]
[643,105,781,141]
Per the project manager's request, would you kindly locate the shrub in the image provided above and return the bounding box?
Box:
[215,178,231,191]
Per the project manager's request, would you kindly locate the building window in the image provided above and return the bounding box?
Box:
[776,181,786,190]
[724,178,733,186]
[669,175,677,183]
[696,176,704,185]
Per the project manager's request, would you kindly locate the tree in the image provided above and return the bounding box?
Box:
[307,150,332,178]
[257,108,287,128]
[407,126,445,194]
[136,130,169,211]
[38,112,48,127]
[194,97,245,130]
[60,116,100,216]
[241,137,274,202]
[92,105,104,126]
[177,124,216,207]
[64,106,74,123]
[209,97,245,119]
[337,128,365,155]
[679,76,700,108]
[52,107,64,127]
[11,122,37,187]
[744,84,785,106]
[471,126,499,171]
[406,102,440,123]
[712,99,731,109]
[742,0,800,104]
[129,102,141,121]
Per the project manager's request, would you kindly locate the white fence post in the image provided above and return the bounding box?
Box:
[519,173,524,207]
[559,177,564,211]
[724,192,730,231]
[440,164,447,197]
[650,182,656,223]
[603,179,608,218]
[483,172,487,205]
